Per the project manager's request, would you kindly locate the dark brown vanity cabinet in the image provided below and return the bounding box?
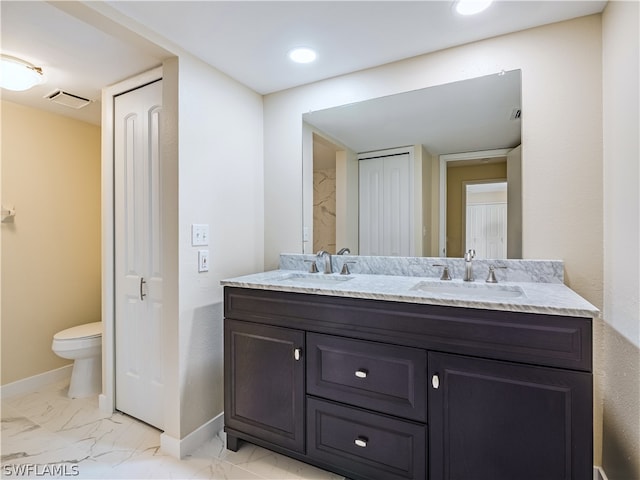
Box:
[224,319,305,453]
[428,352,593,480]
[223,287,593,480]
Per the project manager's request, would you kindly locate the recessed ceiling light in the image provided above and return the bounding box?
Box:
[288,47,317,64]
[455,0,493,16]
[1,54,45,91]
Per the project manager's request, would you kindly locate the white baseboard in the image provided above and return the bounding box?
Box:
[160,411,224,459]
[0,365,73,399]
[98,393,113,415]
[594,466,609,480]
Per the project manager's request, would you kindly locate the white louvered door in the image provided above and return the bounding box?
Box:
[359,152,413,256]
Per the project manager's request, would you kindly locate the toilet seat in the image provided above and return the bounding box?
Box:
[54,321,102,341]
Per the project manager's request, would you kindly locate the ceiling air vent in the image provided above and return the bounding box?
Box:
[510,108,522,120]
[45,90,92,109]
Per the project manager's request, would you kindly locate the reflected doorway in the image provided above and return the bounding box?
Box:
[439,147,521,259]
[445,156,507,258]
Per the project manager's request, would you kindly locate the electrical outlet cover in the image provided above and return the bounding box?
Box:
[198,250,209,272]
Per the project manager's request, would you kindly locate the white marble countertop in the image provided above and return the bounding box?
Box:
[221,270,599,318]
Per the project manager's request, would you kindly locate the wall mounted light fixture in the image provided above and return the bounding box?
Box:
[0,54,45,91]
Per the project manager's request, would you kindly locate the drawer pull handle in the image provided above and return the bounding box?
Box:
[354,437,368,448]
[294,348,302,361]
[355,369,368,379]
[432,374,440,389]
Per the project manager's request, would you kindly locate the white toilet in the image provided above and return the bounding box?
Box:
[51,322,102,398]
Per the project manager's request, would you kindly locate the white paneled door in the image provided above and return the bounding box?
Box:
[114,80,164,429]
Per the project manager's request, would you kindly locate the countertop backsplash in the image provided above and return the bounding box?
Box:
[279,253,564,284]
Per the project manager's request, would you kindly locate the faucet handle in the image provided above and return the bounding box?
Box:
[433,264,452,281]
[304,260,319,273]
[486,265,507,283]
[340,261,356,275]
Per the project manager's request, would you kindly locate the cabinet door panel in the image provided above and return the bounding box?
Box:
[224,320,305,452]
[429,352,592,480]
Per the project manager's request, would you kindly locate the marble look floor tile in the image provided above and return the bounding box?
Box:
[2,411,89,467]
[217,442,343,480]
[1,379,344,480]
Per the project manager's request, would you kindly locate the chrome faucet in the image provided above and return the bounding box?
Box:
[463,249,476,281]
[337,247,351,255]
[316,250,332,274]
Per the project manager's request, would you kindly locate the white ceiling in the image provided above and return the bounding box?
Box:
[1,0,606,126]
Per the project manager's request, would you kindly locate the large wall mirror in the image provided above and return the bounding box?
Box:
[302,69,522,259]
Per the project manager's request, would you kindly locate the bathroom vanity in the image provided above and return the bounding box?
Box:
[222,258,597,480]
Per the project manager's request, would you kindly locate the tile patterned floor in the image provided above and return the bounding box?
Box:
[1,379,343,479]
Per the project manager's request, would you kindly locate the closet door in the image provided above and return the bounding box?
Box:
[359,152,413,256]
[114,80,164,429]
[383,154,412,256]
[359,157,385,255]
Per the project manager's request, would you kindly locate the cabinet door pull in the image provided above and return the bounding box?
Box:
[432,374,440,389]
[354,437,368,448]
[355,369,368,379]
[294,348,302,361]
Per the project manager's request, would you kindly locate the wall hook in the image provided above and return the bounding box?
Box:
[1,206,16,222]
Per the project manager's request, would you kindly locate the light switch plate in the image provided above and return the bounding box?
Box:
[198,250,209,272]
[192,224,209,246]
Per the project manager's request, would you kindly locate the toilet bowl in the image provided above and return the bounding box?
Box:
[52,322,102,398]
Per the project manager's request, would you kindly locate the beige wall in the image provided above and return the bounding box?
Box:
[446,162,507,258]
[1,101,101,385]
[602,1,640,478]
[265,14,604,462]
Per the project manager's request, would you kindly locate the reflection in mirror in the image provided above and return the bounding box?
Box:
[464,180,508,259]
[302,70,522,258]
[448,158,508,258]
[312,134,340,253]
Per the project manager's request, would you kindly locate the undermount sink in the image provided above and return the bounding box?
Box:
[410,281,525,299]
[272,272,354,286]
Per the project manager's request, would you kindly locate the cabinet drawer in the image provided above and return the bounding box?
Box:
[307,333,427,421]
[307,397,426,480]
